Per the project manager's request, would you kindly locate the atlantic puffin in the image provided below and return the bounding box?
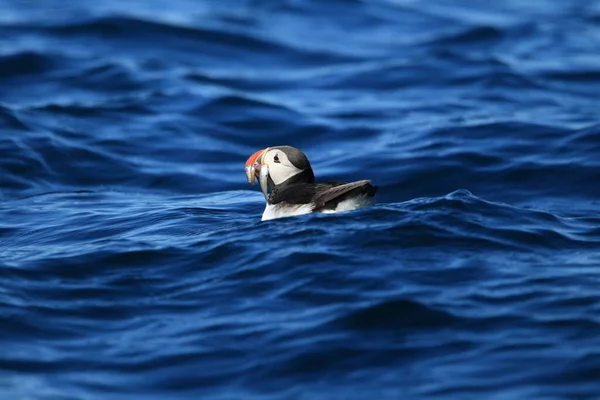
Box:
[244,146,378,221]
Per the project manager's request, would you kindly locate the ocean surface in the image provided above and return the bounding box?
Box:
[2,0,600,399]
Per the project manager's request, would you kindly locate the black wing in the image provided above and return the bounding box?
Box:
[269,183,319,205]
[312,180,378,211]
[269,180,378,209]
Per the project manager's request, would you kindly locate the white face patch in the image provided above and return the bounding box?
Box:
[262,149,304,186]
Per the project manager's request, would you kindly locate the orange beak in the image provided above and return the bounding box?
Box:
[244,148,270,201]
[245,149,264,169]
[244,149,265,184]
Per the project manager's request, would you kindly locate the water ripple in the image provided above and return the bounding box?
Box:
[2,1,600,399]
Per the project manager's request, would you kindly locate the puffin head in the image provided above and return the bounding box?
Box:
[245,146,314,200]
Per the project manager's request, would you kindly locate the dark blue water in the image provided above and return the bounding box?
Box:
[2,0,600,398]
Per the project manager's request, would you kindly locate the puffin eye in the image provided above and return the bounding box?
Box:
[274,154,280,163]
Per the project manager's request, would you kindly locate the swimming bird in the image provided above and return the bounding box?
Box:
[244,146,378,221]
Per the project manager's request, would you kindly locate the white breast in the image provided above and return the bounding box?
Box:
[320,195,374,214]
[261,203,314,221]
[261,195,374,221]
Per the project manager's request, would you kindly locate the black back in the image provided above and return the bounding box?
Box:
[266,146,377,209]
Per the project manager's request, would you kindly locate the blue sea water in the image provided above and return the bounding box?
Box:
[1,0,600,398]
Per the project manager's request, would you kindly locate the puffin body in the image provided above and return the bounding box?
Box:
[244,146,377,221]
